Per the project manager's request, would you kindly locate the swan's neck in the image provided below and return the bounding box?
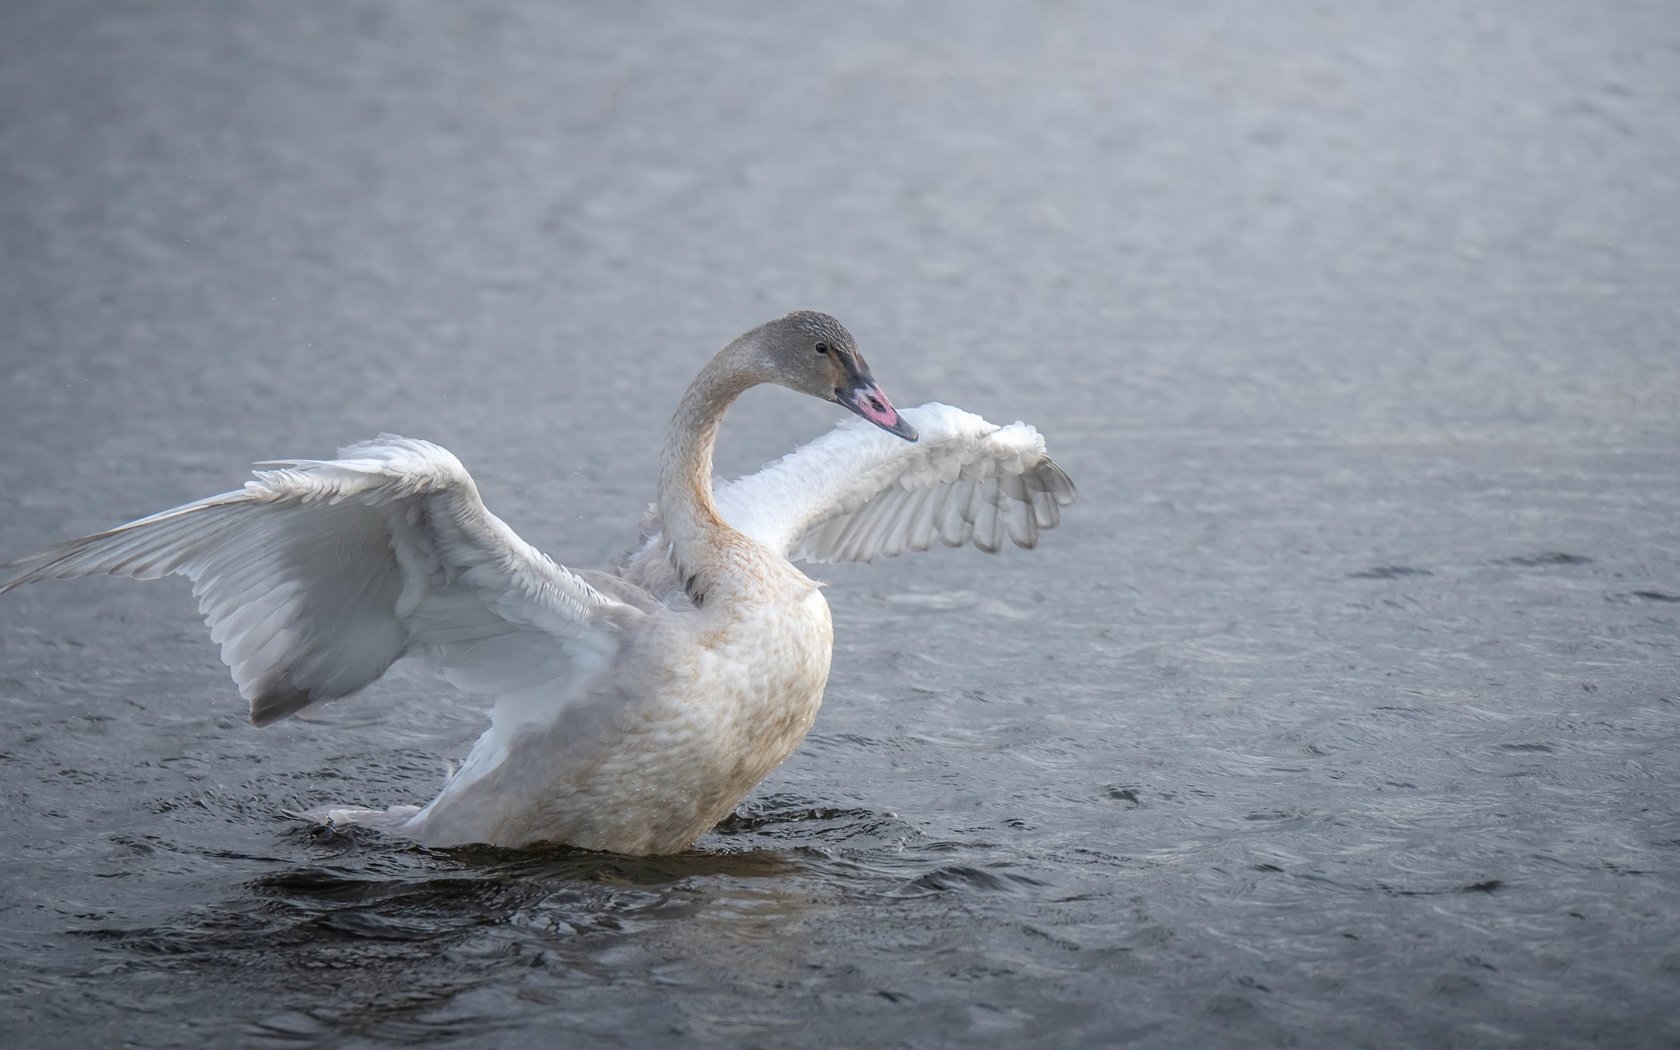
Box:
[657,346,761,605]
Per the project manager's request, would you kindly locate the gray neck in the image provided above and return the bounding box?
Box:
[656,339,762,604]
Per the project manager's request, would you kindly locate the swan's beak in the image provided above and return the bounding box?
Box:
[838,381,918,441]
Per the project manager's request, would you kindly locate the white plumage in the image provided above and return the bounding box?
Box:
[6,437,624,726]
[1,313,1074,853]
[731,403,1072,561]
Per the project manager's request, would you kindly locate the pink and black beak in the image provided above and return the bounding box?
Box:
[835,357,917,441]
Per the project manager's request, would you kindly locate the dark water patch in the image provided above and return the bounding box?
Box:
[893,864,1050,898]
[1493,552,1594,567]
[1631,590,1680,603]
[1460,880,1503,894]
[439,840,809,885]
[1374,879,1507,898]
[713,802,884,835]
[250,1011,509,1048]
[254,866,474,905]
[1105,785,1143,805]
[307,907,477,943]
[711,795,915,850]
[1348,566,1433,579]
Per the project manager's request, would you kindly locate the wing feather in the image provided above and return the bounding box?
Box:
[1,436,632,724]
[972,485,1003,554]
[712,403,1076,564]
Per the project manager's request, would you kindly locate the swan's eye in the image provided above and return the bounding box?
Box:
[814,343,829,356]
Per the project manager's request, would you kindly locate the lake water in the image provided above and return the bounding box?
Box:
[2,2,1678,1046]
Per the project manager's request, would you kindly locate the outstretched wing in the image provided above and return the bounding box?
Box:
[716,402,1075,563]
[0,436,635,725]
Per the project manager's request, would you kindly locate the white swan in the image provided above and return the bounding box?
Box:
[1,311,1075,854]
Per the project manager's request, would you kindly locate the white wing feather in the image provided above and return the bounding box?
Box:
[716,402,1075,563]
[0,436,632,724]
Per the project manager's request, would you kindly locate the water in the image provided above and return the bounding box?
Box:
[2,1,1678,1046]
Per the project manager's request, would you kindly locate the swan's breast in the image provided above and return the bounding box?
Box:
[698,583,832,774]
[637,584,833,842]
[465,583,835,854]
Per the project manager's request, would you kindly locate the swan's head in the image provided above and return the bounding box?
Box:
[755,310,918,442]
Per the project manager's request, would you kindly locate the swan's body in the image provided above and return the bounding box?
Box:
[1,312,1075,854]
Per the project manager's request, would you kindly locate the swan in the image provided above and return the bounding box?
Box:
[1,311,1075,854]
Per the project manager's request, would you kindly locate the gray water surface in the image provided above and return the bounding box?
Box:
[3,2,1679,1047]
